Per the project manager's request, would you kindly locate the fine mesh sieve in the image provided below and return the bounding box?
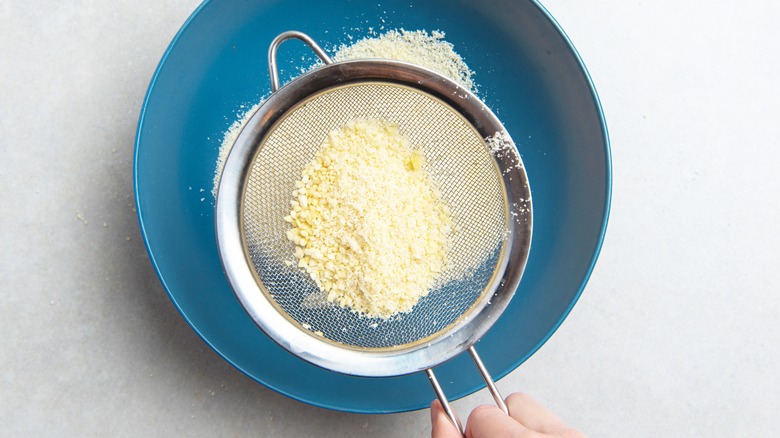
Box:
[216,31,532,433]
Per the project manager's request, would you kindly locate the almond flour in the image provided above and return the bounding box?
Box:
[333,29,475,92]
[285,119,453,318]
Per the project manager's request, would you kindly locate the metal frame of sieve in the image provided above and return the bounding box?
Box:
[215,31,532,434]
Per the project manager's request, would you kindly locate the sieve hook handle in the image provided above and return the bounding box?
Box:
[427,346,509,436]
[268,31,333,92]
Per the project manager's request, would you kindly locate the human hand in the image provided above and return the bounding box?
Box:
[430,393,586,438]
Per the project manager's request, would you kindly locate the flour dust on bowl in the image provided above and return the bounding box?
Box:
[215,31,532,431]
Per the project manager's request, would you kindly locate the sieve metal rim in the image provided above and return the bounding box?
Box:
[215,33,532,380]
[242,80,512,356]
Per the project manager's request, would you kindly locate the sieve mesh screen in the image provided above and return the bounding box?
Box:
[242,82,507,350]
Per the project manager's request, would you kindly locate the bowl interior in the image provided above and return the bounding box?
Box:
[135,0,610,413]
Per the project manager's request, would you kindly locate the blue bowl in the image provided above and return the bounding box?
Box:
[134,0,610,413]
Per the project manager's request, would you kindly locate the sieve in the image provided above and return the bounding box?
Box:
[215,31,532,433]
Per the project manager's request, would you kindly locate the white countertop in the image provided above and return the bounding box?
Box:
[2,1,778,436]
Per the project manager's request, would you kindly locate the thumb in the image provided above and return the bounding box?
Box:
[431,400,462,438]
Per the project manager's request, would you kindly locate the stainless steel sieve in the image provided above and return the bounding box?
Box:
[215,31,532,434]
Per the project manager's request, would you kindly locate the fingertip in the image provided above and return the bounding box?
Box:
[466,404,529,437]
[506,392,533,404]
[505,392,567,434]
[430,400,461,438]
[467,404,502,422]
[430,399,441,422]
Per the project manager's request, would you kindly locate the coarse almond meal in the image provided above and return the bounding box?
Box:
[284,119,453,319]
[212,29,476,197]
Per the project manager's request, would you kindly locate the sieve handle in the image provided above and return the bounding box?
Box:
[427,346,509,436]
[468,346,510,414]
[268,31,333,92]
[427,368,463,434]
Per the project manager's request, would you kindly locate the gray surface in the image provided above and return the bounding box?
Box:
[1,1,778,436]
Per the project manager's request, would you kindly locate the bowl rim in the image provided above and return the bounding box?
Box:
[489,0,613,384]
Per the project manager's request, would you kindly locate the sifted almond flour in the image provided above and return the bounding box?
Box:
[332,29,475,92]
